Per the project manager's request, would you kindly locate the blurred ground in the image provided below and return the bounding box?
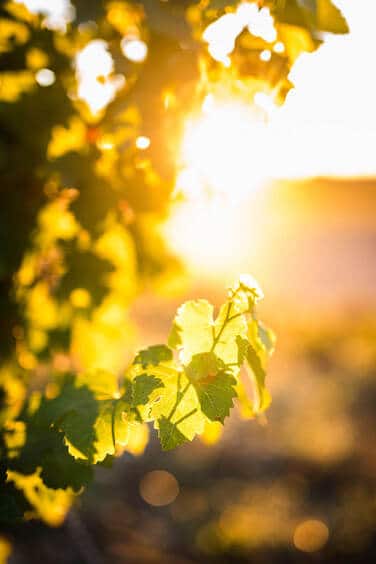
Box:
[7,178,376,563]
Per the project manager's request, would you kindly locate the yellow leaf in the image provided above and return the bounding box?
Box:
[47,117,87,160]
[277,23,316,63]
[0,18,29,53]
[0,71,35,102]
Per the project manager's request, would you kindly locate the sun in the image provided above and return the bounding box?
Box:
[163,94,275,277]
[176,94,273,203]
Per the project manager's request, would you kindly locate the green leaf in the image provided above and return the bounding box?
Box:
[134,345,172,368]
[0,485,28,524]
[149,371,205,441]
[88,399,128,461]
[30,377,130,464]
[168,321,182,350]
[213,301,247,367]
[185,352,225,382]
[257,322,276,356]
[39,433,93,491]
[158,416,188,451]
[195,371,237,423]
[123,374,163,407]
[237,336,271,414]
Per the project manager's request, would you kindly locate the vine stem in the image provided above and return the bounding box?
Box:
[167,374,191,421]
[174,408,197,426]
[111,401,117,451]
[210,301,233,352]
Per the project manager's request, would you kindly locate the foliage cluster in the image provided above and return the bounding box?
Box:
[0,0,347,525]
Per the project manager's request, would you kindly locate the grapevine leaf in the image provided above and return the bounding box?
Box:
[7,470,73,526]
[87,399,128,461]
[257,322,276,356]
[194,372,237,423]
[150,371,205,441]
[185,352,225,382]
[123,374,164,407]
[171,300,214,364]
[39,434,93,491]
[8,421,93,492]
[134,345,172,368]
[31,375,131,463]
[248,319,276,366]
[237,336,271,414]
[0,484,29,524]
[158,416,188,451]
[213,302,247,367]
[168,321,182,350]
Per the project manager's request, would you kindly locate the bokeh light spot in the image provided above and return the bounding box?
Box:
[35,68,55,87]
[293,519,329,552]
[139,470,179,507]
[121,37,148,63]
[135,135,150,150]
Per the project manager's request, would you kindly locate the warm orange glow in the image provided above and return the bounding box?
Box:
[163,94,274,275]
[164,0,376,274]
[293,519,329,553]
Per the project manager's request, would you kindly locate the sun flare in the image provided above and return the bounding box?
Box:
[176,95,273,202]
[164,94,274,276]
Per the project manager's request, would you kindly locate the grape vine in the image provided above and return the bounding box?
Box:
[0,0,348,528]
[1,276,273,524]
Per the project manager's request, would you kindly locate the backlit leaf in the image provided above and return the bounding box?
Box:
[195,371,237,423]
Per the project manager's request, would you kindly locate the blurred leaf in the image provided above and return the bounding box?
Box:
[316,0,349,33]
[47,117,87,160]
[0,71,35,102]
[237,336,271,414]
[134,345,173,368]
[0,18,29,53]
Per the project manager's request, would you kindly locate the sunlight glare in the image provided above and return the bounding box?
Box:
[178,97,272,201]
[165,1,376,275]
[164,199,252,277]
[164,95,273,275]
[16,0,75,31]
[203,2,277,64]
[75,40,125,116]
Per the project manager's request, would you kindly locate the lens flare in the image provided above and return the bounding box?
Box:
[163,94,276,275]
[177,96,272,202]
